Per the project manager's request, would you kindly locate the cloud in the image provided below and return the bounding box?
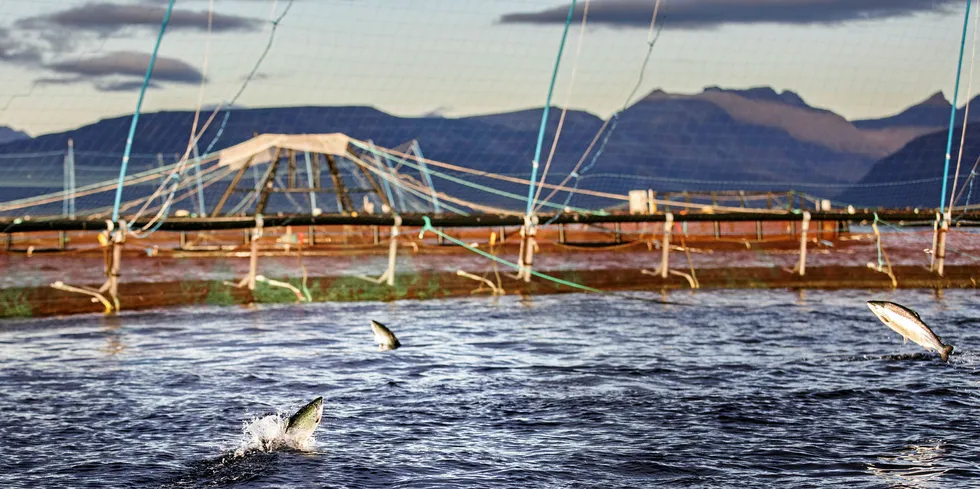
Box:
[498,0,963,29]
[0,27,42,64]
[37,51,205,90]
[17,2,262,37]
[96,80,165,92]
[48,51,205,83]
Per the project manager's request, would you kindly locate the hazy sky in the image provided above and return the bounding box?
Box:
[0,0,978,135]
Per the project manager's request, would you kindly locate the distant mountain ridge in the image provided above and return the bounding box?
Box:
[0,86,974,210]
[0,126,29,145]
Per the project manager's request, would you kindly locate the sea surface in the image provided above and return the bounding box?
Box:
[1,289,979,488]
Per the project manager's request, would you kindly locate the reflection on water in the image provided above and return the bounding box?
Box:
[868,440,950,488]
[100,315,125,356]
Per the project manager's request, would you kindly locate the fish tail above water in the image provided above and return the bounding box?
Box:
[371,320,401,350]
[941,344,953,362]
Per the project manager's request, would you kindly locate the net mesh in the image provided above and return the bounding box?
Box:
[0,1,978,253]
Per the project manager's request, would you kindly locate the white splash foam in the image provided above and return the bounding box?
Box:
[231,409,318,457]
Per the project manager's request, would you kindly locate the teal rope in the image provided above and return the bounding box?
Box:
[111,0,176,224]
[526,0,578,217]
[942,0,973,212]
[420,216,601,293]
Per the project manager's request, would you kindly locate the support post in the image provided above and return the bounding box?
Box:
[936,212,951,277]
[383,216,401,286]
[930,212,941,272]
[58,231,67,251]
[255,148,284,215]
[559,223,566,244]
[238,214,263,291]
[373,225,381,245]
[516,215,539,282]
[97,220,125,312]
[614,222,622,244]
[356,216,402,287]
[658,212,673,278]
[794,211,810,276]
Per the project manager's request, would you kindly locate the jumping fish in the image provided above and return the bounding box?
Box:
[283,396,323,444]
[371,320,401,351]
[866,301,954,361]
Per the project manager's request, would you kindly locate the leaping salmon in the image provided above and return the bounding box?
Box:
[866,301,954,361]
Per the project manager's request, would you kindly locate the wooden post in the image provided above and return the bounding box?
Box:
[936,212,950,277]
[255,147,285,215]
[58,231,67,251]
[796,212,810,276]
[179,231,187,250]
[756,221,763,241]
[559,223,566,244]
[212,154,257,217]
[373,225,381,245]
[660,212,673,278]
[308,226,316,246]
[517,216,538,282]
[383,216,401,287]
[246,215,263,291]
[614,222,622,244]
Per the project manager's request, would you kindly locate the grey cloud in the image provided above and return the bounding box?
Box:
[498,0,964,29]
[96,80,164,92]
[44,51,205,87]
[0,27,42,63]
[17,2,262,36]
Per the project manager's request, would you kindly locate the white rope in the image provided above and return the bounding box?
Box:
[129,0,216,231]
[533,0,664,213]
[950,0,980,214]
[531,0,591,209]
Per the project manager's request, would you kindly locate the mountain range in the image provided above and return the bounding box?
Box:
[1,87,978,212]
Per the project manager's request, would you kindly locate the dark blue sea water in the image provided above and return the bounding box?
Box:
[1,289,979,488]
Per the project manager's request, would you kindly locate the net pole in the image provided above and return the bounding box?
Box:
[941,0,973,212]
[525,0,577,218]
[110,0,176,224]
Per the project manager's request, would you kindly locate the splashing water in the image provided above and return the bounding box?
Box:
[232,409,319,457]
